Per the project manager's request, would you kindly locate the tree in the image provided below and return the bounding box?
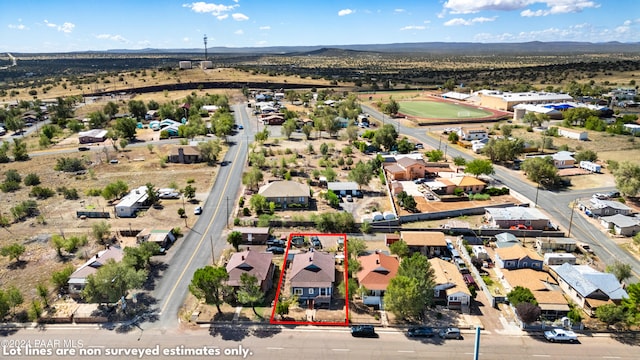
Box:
[282,119,297,139]
[482,137,524,163]
[189,265,229,313]
[448,132,459,143]
[574,150,598,163]
[384,98,400,116]
[5,115,25,134]
[372,124,398,151]
[198,139,222,165]
[612,161,640,197]
[1,243,25,263]
[177,208,186,218]
[507,286,537,306]
[102,180,129,200]
[51,265,74,293]
[425,149,444,162]
[103,101,119,119]
[82,260,148,304]
[92,221,111,244]
[606,261,633,284]
[348,161,373,189]
[249,194,268,214]
[465,159,494,178]
[515,302,541,324]
[453,156,466,166]
[227,231,242,251]
[242,168,263,191]
[397,252,435,307]
[54,157,86,172]
[302,124,313,139]
[114,117,137,139]
[521,157,560,188]
[183,184,196,201]
[89,111,109,129]
[443,78,456,91]
[127,100,147,120]
[36,283,49,308]
[595,303,626,326]
[0,290,9,319]
[384,276,423,321]
[145,183,159,206]
[12,138,29,161]
[6,285,23,315]
[324,190,340,208]
[123,241,160,270]
[119,138,129,151]
[237,273,264,317]
[389,240,410,258]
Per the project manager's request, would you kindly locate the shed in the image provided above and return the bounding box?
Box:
[232,227,271,244]
[544,253,577,266]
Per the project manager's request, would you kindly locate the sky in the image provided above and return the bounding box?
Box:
[1,0,639,53]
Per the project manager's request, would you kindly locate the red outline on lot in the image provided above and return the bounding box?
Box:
[269,233,349,326]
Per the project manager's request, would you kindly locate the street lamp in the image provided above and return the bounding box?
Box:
[534,183,540,208]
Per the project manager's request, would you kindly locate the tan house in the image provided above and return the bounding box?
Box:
[226,250,275,292]
[400,231,448,258]
[501,268,570,320]
[495,244,543,270]
[356,252,399,307]
[449,176,486,194]
[68,246,124,295]
[384,157,429,181]
[429,258,471,312]
[258,180,310,209]
[168,145,203,164]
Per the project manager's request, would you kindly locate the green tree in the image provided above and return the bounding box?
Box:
[54,157,86,172]
[606,261,633,284]
[89,111,109,129]
[127,100,147,120]
[372,124,397,151]
[482,137,525,163]
[102,180,129,200]
[612,161,640,197]
[114,117,138,139]
[237,273,264,317]
[82,260,148,304]
[123,242,160,271]
[397,252,435,306]
[384,98,400,116]
[51,265,74,293]
[453,156,466,166]
[396,138,414,154]
[348,161,373,189]
[324,190,340,208]
[36,283,49,307]
[507,286,537,306]
[574,150,598,163]
[189,265,229,313]
[242,168,263,191]
[0,290,9,318]
[92,221,111,244]
[389,240,410,258]
[249,194,268,214]
[6,285,23,315]
[183,184,196,201]
[198,139,222,165]
[282,119,297,139]
[5,115,25,134]
[384,276,423,321]
[227,231,243,251]
[1,243,26,263]
[425,149,444,162]
[448,132,459,143]
[302,124,313,140]
[12,138,29,161]
[595,303,626,326]
[521,157,560,188]
[103,101,119,119]
[465,159,495,178]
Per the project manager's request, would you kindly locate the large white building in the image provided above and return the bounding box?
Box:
[476,90,573,111]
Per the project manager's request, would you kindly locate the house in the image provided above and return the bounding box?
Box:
[356,252,399,307]
[168,146,203,164]
[68,246,124,295]
[495,232,520,248]
[327,181,361,197]
[624,123,640,135]
[258,180,309,209]
[429,258,471,312]
[115,186,149,218]
[136,229,176,248]
[500,268,570,320]
[449,175,486,194]
[600,214,640,236]
[226,250,275,292]
[399,231,448,258]
[485,206,551,230]
[494,244,543,270]
[525,151,576,169]
[232,227,271,244]
[544,253,577,266]
[535,237,577,254]
[581,198,633,217]
[557,127,588,141]
[551,263,628,316]
[457,127,488,141]
[384,157,429,181]
[261,114,285,125]
[78,129,108,144]
[289,250,335,308]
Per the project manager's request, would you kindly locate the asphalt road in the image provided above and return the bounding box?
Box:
[1,324,637,360]
[360,104,640,282]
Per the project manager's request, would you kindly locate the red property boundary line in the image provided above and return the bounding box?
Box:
[269,233,349,326]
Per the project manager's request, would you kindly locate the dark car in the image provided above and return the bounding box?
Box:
[266,246,285,254]
[78,146,90,151]
[311,236,322,249]
[351,325,376,338]
[407,326,435,338]
[266,239,286,247]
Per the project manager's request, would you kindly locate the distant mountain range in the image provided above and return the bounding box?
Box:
[104,41,640,55]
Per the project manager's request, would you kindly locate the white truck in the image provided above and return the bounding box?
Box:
[544,328,578,343]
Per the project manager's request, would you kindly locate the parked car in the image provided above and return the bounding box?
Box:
[109,159,119,164]
[544,328,578,343]
[407,326,435,338]
[439,327,462,339]
[194,206,202,215]
[311,236,322,249]
[346,195,353,202]
[351,325,377,338]
[238,125,244,130]
[266,239,286,247]
[266,246,285,254]
[577,242,594,254]
[291,236,306,247]
[78,146,90,151]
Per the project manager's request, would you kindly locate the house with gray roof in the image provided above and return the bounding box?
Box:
[485,206,551,230]
[551,263,628,316]
[600,214,640,236]
[68,246,124,295]
[495,232,519,248]
[289,250,335,308]
[535,237,577,254]
[327,181,361,197]
[582,198,633,217]
[258,180,309,209]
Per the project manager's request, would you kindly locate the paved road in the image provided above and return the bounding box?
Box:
[1,323,637,359]
[360,104,640,282]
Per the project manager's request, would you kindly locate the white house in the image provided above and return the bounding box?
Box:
[543,253,577,266]
[115,186,149,217]
[600,214,640,236]
[558,127,588,141]
[457,127,488,141]
[624,124,640,135]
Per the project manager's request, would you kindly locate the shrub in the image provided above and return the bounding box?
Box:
[24,173,41,186]
[30,186,56,199]
[54,157,86,172]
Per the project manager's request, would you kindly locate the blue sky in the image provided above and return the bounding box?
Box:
[1,0,638,52]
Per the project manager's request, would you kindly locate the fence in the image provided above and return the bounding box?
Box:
[76,211,110,218]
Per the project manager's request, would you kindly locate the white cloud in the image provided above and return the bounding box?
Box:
[59,22,75,33]
[259,26,271,30]
[400,25,426,31]
[96,34,128,43]
[183,37,190,42]
[44,20,57,28]
[8,24,27,30]
[444,0,599,16]
[234,29,244,35]
[256,40,268,45]
[232,13,249,21]
[217,14,229,20]
[394,8,406,13]
[472,22,636,42]
[338,9,353,16]
[444,16,496,26]
[183,2,238,16]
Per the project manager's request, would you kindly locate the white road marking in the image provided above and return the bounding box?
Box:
[398,350,415,353]
[331,348,350,352]
[532,355,551,357]
[267,347,284,350]
[602,357,621,359]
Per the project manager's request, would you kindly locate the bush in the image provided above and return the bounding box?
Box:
[57,186,79,200]
[484,187,510,196]
[469,193,490,200]
[242,207,251,216]
[24,173,41,186]
[54,157,85,172]
[86,188,102,196]
[0,181,21,193]
[30,186,56,199]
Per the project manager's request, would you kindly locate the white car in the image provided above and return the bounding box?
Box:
[544,328,578,343]
[194,206,202,215]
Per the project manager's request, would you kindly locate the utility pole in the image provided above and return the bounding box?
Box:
[203,34,208,62]
[210,235,215,265]
[534,183,540,208]
[226,196,230,229]
[568,199,576,237]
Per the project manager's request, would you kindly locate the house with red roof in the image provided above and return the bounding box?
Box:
[356,252,399,307]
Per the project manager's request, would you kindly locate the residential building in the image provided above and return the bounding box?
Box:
[384,157,429,181]
[457,127,488,141]
[544,253,577,266]
[485,206,551,230]
[258,180,310,209]
[527,151,576,169]
[600,214,640,236]
[580,198,633,217]
[115,186,149,218]
[68,246,124,295]
[356,252,399,307]
[136,229,176,248]
[226,250,274,292]
[168,146,203,164]
[429,258,471,312]
[399,231,448,258]
[448,175,486,194]
[551,263,628,316]
[535,237,577,254]
[231,227,271,244]
[501,268,569,320]
[557,127,588,141]
[495,232,519,248]
[494,244,543,270]
[327,181,361,197]
[289,250,335,308]
[78,129,108,144]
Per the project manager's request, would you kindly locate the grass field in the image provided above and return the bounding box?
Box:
[399,100,493,119]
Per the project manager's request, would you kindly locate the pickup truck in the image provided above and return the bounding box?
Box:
[544,328,578,343]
